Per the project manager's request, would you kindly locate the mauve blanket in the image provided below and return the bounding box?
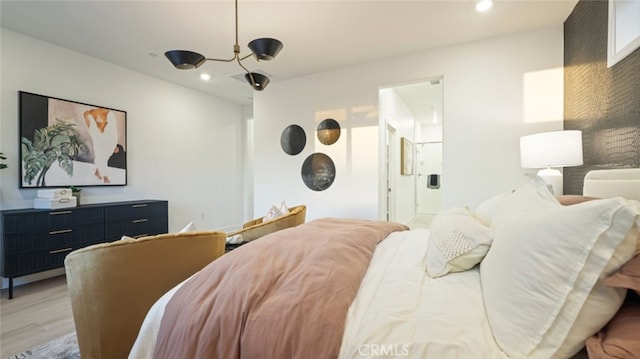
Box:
[152,218,408,359]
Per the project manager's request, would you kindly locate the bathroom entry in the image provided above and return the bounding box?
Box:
[379,77,443,223]
[413,79,443,216]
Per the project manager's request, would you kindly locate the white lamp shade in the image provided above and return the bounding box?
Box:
[520,130,583,168]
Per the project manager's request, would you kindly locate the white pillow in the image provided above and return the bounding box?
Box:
[279,200,290,215]
[263,205,284,222]
[226,233,244,244]
[480,197,640,358]
[178,221,197,233]
[425,207,493,278]
[474,175,560,227]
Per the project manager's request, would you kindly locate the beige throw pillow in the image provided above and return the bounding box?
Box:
[426,207,493,278]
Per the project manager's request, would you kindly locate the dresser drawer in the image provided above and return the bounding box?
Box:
[3,247,76,277]
[3,224,103,255]
[2,207,103,234]
[104,201,167,222]
[104,215,168,240]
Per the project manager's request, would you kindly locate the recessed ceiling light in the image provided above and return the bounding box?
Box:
[475,0,493,12]
[200,73,211,81]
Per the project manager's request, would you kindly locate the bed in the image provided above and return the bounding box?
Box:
[129,169,640,359]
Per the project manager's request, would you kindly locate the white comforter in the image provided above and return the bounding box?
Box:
[130,228,506,358]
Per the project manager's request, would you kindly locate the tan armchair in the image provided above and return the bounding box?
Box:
[64,230,226,359]
[226,204,306,243]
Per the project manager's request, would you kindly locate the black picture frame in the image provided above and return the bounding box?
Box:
[19,91,127,188]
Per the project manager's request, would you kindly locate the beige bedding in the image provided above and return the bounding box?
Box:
[152,218,408,359]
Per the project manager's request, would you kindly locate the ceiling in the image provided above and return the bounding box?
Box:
[0,0,577,105]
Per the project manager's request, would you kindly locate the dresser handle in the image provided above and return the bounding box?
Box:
[50,247,73,254]
[132,219,148,223]
[49,229,72,235]
[132,204,148,208]
[50,210,72,215]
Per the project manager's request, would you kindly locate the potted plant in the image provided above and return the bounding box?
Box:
[0,152,7,169]
[69,185,82,204]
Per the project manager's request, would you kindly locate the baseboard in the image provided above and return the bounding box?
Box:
[1,267,66,289]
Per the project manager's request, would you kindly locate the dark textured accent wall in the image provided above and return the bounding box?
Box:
[563,0,640,194]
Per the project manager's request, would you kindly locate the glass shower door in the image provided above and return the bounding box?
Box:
[416,142,442,215]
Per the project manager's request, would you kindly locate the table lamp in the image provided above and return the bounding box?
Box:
[520,130,583,195]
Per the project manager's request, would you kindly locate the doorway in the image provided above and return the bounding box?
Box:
[379,77,443,224]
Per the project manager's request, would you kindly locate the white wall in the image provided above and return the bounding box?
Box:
[0,29,247,232]
[379,88,416,223]
[254,26,564,220]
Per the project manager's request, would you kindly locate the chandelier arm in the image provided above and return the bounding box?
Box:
[236,57,256,86]
[239,54,254,61]
[204,56,237,63]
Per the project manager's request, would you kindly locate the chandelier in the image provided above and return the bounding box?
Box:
[164,0,283,91]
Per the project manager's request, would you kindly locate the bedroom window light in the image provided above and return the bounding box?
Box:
[519,130,583,195]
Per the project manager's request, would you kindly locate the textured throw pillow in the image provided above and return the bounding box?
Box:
[474,175,560,227]
[606,253,640,296]
[426,207,493,278]
[586,298,640,359]
[480,197,640,359]
[178,221,197,233]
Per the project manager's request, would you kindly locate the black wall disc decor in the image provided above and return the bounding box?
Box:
[280,124,306,156]
[317,118,341,145]
[301,153,336,191]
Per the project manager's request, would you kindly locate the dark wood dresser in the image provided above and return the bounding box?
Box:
[0,200,168,298]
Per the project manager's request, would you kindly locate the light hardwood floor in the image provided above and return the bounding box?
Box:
[0,275,75,358]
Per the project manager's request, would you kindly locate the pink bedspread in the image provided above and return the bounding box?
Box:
[152,218,408,359]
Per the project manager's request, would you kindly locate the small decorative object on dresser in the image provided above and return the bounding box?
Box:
[34,188,77,209]
[0,200,168,299]
[69,186,82,205]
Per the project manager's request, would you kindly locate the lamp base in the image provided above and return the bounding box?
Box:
[537,168,563,195]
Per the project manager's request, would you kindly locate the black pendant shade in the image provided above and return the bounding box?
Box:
[245,72,270,91]
[248,38,283,61]
[165,50,206,70]
[164,0,282,91]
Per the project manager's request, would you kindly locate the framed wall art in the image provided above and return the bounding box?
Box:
[19,91,127,188]
[607,0,640,67]
[401,137,414,175]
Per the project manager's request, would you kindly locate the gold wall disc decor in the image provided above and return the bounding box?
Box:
[317,119,341,145]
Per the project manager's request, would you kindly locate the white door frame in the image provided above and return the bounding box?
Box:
[385,123,397,221]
